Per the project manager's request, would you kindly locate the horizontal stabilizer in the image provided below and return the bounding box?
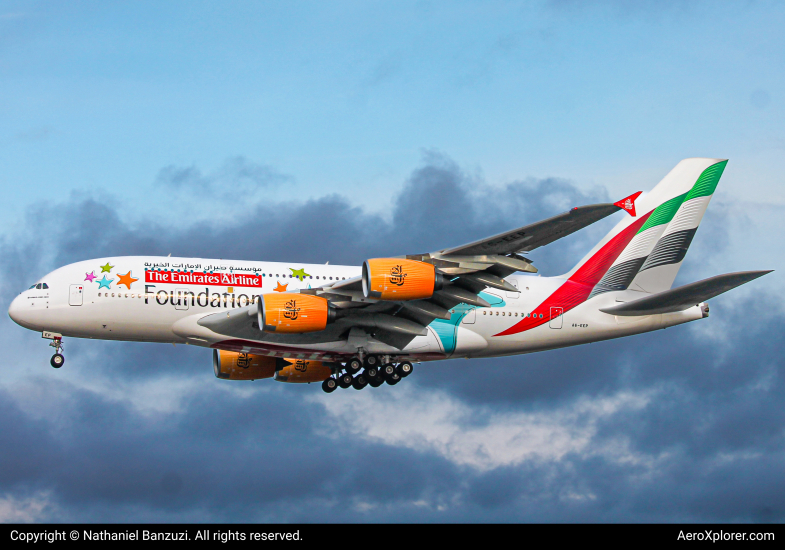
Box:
[599,270,772,316]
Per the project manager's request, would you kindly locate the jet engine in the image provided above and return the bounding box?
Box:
[213,350,277,380]
[275,359,332,383]
[259,294,332,333]
[362,258,443,300]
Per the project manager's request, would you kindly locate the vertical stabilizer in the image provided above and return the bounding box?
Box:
[563,158,727,299]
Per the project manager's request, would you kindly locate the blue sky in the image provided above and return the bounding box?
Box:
[0,1,783,522]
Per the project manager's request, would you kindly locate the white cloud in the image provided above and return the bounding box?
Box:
[0,492,52,523]
[312,386,653,472]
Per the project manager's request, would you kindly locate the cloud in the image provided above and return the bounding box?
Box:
[0,492,53,523]
[154,156,291,192]
[313,386,651,471]
[0,151,781,522]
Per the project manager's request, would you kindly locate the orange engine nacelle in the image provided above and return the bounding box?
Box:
[213,350,277,381]
[362,258,443,300]
[275,359,333,383]
[259,294,330,333]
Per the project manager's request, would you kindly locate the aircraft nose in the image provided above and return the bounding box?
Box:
[8,294,30,328]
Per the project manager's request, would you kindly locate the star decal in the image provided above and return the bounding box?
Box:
[84,271,97,283]
[116,271,139,289]
[290,267,311,282]
[96,275,113,289]
[274,281,288,292]
[100,262,114,273]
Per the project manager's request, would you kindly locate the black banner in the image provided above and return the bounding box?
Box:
[1,524,782,545]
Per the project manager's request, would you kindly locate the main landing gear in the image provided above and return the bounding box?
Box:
[321,356,414,393]
[49,337,65,369]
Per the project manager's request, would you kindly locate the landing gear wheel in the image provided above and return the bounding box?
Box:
[347,358,362,374]
[368,377,384,388]
[382,364,396,377]
[322,378,338,393]
[386,372,401,385]
[338,373,353,389]
[365,355,378,367]
[352,374,368,390]
[396,361,414,377]
[50,354,64,369]
[364,366,379,378]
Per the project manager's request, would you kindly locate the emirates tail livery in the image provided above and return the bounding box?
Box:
[9,158,771,392]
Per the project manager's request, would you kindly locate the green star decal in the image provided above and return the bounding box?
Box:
[100,262,114,273]
[289,267,311,282]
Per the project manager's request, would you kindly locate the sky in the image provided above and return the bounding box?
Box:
[0,0,783,523]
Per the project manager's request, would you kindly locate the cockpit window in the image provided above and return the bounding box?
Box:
[29,284,36,289]
[42,283,49,289]
[36,284,42,290]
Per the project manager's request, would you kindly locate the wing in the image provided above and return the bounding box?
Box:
[200,199,631,351]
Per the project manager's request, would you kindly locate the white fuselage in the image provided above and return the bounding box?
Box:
[8,256,704,362]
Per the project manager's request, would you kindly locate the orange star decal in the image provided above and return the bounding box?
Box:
[274,281,288,292]
[116,271,139,289]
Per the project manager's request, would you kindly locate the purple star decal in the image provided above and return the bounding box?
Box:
[85,271,97,283]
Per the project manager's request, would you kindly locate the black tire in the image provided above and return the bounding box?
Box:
[368,378,384,388]
[365,355,378,367]
[50,354,64,369]
[347,358,362,374]
[322,378,338,393]
[386,374,401,386]
[352,374,368,390]
[383,364,395,376]
[365,366,378,378]
[338,373,353,389]
[396,361,414,377]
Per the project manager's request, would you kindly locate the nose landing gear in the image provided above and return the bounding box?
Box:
[49,337,65,369]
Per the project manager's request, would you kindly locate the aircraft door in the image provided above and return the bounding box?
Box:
[549,307,563,329]
[462,307,476,324]
[69,284,83,306]
[174,288,190,310]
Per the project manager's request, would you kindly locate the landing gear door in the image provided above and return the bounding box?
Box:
[69,284,83,306]
[549,306,563,329]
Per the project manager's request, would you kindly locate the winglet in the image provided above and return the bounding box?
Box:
[614,191,642,217]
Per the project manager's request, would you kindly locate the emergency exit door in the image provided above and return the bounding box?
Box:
[174,288,190,310]
[69,284,83,306]
[549,307,563,329]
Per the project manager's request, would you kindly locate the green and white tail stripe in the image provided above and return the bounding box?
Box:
[588,158,727,299]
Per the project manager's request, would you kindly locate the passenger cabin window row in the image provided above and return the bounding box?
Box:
[262,274,346,281]
[483,310,543,318]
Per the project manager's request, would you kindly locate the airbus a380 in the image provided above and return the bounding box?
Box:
[8,158,771,393]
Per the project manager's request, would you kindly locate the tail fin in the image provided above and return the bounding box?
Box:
[564,158,727,298]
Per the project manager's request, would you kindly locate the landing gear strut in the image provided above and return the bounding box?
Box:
[49,337,65,369]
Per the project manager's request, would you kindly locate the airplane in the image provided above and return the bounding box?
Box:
[8,158,771,393]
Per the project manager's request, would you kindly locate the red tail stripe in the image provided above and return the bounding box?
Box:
[494,211,651,337]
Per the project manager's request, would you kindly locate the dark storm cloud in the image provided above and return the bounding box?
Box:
[0,151,781,522]
[155,156,291,192]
